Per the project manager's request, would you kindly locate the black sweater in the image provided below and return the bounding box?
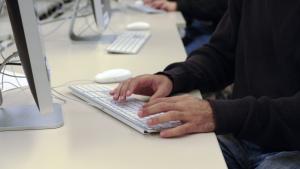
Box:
[176,0,228,25]
[162,0,300,151]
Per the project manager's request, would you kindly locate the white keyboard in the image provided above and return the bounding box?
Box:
[127,4,165,14]
[69,84,181,134]
[107,31,151,54]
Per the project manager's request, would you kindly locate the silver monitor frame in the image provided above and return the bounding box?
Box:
[69,0,112,41]
[0,0,63,131]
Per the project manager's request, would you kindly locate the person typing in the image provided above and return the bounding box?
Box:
[110,0,300,168]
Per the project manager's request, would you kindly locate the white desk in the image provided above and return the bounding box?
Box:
[0,6,227,169]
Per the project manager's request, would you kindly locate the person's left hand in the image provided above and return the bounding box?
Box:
[150,0,177,12]
[139,95,216,138]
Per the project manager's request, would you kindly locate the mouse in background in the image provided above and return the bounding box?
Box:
[95,69,132,84]
[126,22,150,31]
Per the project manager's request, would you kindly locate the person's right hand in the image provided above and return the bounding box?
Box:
[110,74,173,102]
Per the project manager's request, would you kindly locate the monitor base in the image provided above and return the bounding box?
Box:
[69,0,114,43]
[0,103,63,131]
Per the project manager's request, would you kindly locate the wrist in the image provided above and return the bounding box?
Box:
[156,74,173,93]
[203,100,216,131]
[171,2,177,11]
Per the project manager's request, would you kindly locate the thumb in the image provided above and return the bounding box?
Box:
[149,86,168,101]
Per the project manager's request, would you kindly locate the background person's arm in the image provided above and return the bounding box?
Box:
[160,0,240,94]
[177,0,228,23]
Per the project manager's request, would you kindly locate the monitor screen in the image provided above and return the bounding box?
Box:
[6,0,53,114]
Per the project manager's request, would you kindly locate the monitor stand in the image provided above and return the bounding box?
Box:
[69,0,115,42]
[0,103,63,131]
[0,53,63,132]
[0,0,4,15]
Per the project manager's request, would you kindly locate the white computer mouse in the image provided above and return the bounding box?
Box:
[95,69,132,84]
[126,22,150,31]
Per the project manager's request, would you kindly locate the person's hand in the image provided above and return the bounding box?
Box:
[110,74,173,102]
[140,95,216,138]
[143,0,156,5]
[150,0,177,12]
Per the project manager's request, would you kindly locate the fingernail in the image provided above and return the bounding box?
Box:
[138,111,143,117]
[126,90,131,96]
[113,95,118,100]
[147,119,154,126]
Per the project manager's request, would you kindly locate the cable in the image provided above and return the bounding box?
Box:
[42,19,68,37]
[52,79,93,89]
[51,88,101,108]
[10,61,25,89]
[0,51,21,66]
[51,88,85,103]
[1,64,6,91]
[1,82,27,94]
[51,92,67,104]
[0,73,25,78]
[38,0,92,25]
[41,0,93,37]
[39,12,92,25]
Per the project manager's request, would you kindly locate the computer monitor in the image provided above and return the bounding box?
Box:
[91,0,111,32]
[69,0,112,41]
[0,0,63,131]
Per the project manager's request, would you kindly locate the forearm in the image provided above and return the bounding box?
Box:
[162,46,234,94]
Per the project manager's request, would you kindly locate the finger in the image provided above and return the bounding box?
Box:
[144,0,155,5]
[147,94,189,107]
[160,123,192,138]
[127,78,140,95]
[119,78,132,102]
[109,87,116,95]
[149,86,169,101]
[161,3,169,11]
[112,83,123,100]
[147,111,184,126]
[152,1,164,9]
[139,102,177,117]
[144,97,176,108]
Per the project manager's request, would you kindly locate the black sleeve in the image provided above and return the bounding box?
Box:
[210,93,300,151]
[162,0,240,94]
[163,0,300,151]
[176,0,228,23]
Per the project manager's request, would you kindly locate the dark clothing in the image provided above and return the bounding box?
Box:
[218,135,300,169]
[174,0,228,54]
[176,0,228,26]
[161,0,300,151]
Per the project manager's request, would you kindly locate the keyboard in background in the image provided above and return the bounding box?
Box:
[69,84,181,134]
[106,31,151,54]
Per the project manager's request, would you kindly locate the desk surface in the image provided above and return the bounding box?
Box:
[0,5,227,169]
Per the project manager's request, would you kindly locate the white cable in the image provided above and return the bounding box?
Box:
[51,88,85,103]
[52,79,93,89]
[42,19,68,37]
